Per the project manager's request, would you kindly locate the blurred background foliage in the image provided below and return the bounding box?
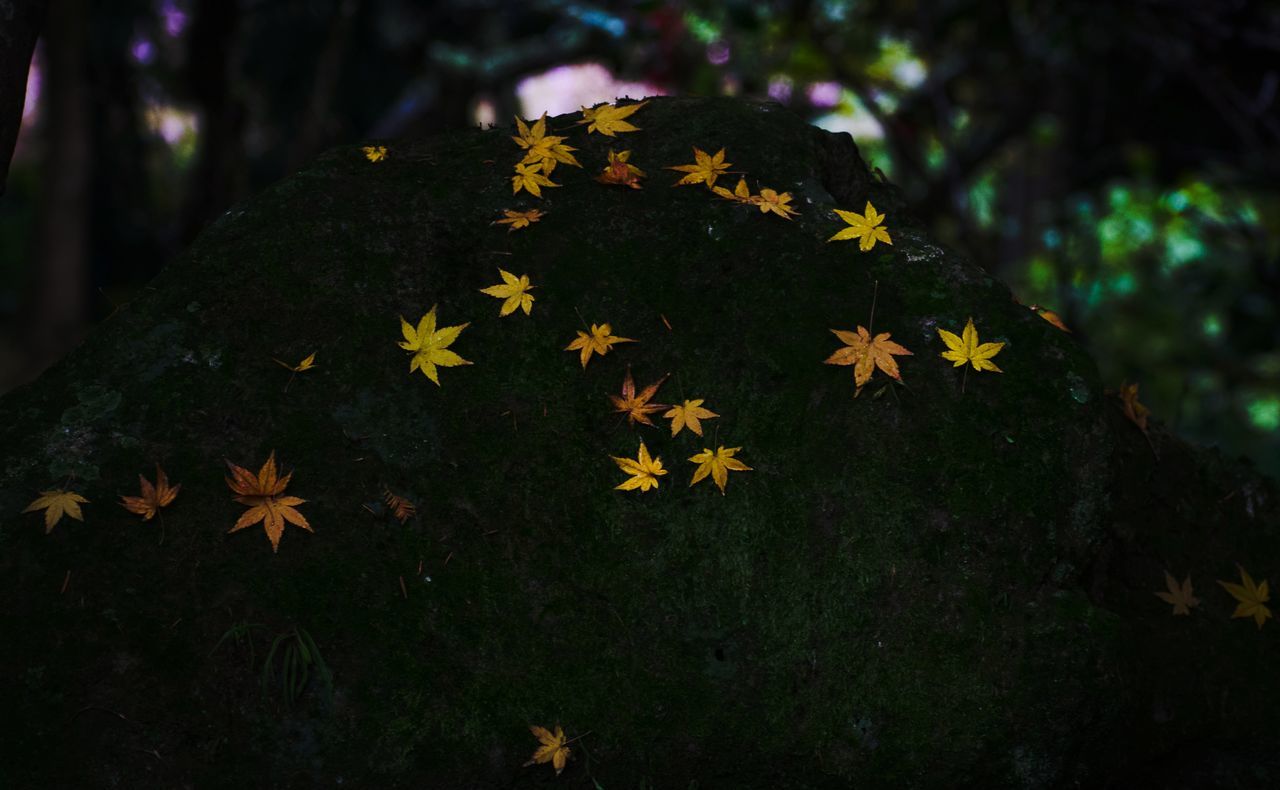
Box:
[1,0,1277,474]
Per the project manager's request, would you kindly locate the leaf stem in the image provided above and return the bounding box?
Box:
[867,279,879,334]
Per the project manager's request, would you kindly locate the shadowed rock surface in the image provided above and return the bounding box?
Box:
[1,96,1276,788]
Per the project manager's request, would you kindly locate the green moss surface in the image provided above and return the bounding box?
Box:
[1,96,1276,788]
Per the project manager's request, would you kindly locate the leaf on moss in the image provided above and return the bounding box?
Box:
[609,366,669,427]
[666,146,731,188]
[711,176,752,203]
[225,451,311,553]
[1154,570,1200,615]
[595,149,645,189]
[523,724,571,775]
[938,317,1004,373]
[829,202,892,251]
[824,325,912,394]
[398,305,472,385]
[565,323,634,369]
[479,269,536,316]
[512,113,581,175]
[495,208,545,232]
[665,399,718,437]
[120,464,181,521]
[511,162,559,197]
[1217,564,1272,629]
[751,187,799,219]
[362,145,387,162]
[577,100,647,136]
[688,446,752,495]
[24,489,89,533]
[611,440,667,492]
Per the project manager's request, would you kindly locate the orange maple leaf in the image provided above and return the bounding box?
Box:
[595,149,645,189]
[609,366,669,427]
[383,488,417,524]
[119,464,181,521]
[225,451,311,553]
[824,325,913,393]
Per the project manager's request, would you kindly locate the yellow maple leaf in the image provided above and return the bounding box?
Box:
[689,446,752,495]
[824,325,913,393]
[612,440,667,492]
[938,317,1005,373]
[362,145,387,162]
[119,464,181,521]
[225,451,311,553]
[398,305,473,385]
[751,187,799,219]
[1118,381,1150,433]
[565,323,634,369]
[1217,564,1272,629]
[273,352,317,373]
[595,149,645,189]
[511,161,559,198]
[1154,570,1200,616]
[478,269,536,316]
[609,366,669,427]
[829,202,893,251]
[666,146,731,188]
[24,489,89,533]
[577,100,647,136]
[664,399,718,437]
[512,113,581,175]
[495,208,545,232]
[523,724,571,775]
[711,176,752,203]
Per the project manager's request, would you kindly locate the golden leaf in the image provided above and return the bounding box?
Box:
[577,100,647,136]
[23,489,89,533]
[666,146,731,188]
[119,464,181,521]
[495,208,545,232]
[688,446,752,495]
[511,161,559,198]
[273,352,317,373]
[1154,570,1200,616]
[608,366,669,427]
[664,399,718,437]
[595,149,645,189]
[829,202,893,251]
[362,145,387,162]
[479,269,536,316]
[750,187,799,219]
[1217,564,1272,629]
[565,323,634,369]
[611,441,667,492]
[711,176,752,203]
[398,305,473,385]
[225,451,311,553]
[825,325,913,393]
[523,724,571,775]
[938,317,1005,373]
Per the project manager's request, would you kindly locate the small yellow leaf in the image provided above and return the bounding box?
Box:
[829,202,892,251]
[494,208,545,232]
[611,440,667,492]
[511,162,559,198]
[565,323,634,369]
[577,100,647,136]
[398,305,473,385]
[666,146,731,188]
[523,724,572,775]
[1154,570,1199,616]
[937,317,1004,373]
[1217,564,1272,629]
[664,399,718,437]
[478,269,536,316]
[24,489,89,533]
[688,446,752,494]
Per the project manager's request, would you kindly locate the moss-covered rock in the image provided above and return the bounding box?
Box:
[1,96,1276,788]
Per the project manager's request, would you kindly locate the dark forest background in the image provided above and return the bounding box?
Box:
[1,0,1278,474]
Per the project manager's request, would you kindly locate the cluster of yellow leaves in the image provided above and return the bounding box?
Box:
[577,100,647,136]
[362,145,387,162]
[398,305,472,385]
[225,451,311,553]
[513,113,581,175]
[828,202,892,251]
[120,464,181,521]
[479,269,536,317]
[595,149,645,189]
[23,489,89,533]
[1154,565,1272,629]
[565,323,634,369]
[825,325,913,394]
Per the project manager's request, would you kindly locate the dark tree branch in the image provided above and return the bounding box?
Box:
[0,0,46,198]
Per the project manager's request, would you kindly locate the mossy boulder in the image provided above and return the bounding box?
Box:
[1,96,1277,788]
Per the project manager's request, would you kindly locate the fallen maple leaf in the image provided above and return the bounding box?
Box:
[689,446,752,495]
[1217,564,1272,629]
[383,488,417,524]
[495,208,545,232]
[273,352,317,373]
[829,202,893,251]
[825,325,912,393]
[711,176,752,203]
[565,323,634,369]
[362,145,387,162]
[1033,306,1071,332]
[479,269,536,316]
[609,366,669,427]
[24,489,89,533]
[595,149,645,189]
[1155,570,1200,616]
[667,146,731,188]
[938,317,1005,373]
[120,464,181,521]
[523,724,571,775]
[512,113,581,175]
[612,440,667,492]
[1118,381,1150,433]
[577,100,647,136]
[511,162,559,197]
[665,399,718,437]
[751,187,799,219]
[398,305,473,385]
[225,451,311,553]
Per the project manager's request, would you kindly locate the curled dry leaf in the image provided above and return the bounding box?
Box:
[120,464,181,521]
[225,451,311,553]
[24,489,89,533]
[383,489,417,524]
[609,366,669,427]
